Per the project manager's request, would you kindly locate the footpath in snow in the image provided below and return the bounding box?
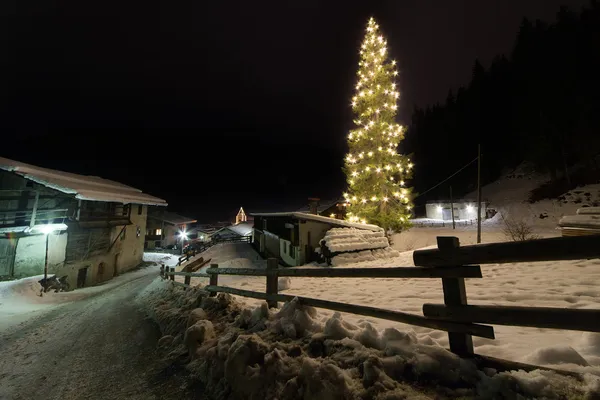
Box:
[151,242,600,398]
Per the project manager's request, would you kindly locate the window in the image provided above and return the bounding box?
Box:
[156,228,162,236]
[138,205,143,215]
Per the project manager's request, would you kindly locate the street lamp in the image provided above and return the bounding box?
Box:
[32,223,68,286]
[178,230,188,253]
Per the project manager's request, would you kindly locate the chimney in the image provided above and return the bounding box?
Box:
[308,198,320,215]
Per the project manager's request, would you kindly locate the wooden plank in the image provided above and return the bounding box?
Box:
[423,304,600,332]
[205,285,495,339]
[266,258,278,308]
[208,264,218,297]
[413,235,600,267]
[472,354,583,379]
[437,237,473,356]
[190,258,211,272]
[182,257,204,272]
[167,271,210,278]
[204,266,482,279]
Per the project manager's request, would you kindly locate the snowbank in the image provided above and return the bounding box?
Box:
[559,214,600,228]
[143,252,180,267]
[140,280,600,399]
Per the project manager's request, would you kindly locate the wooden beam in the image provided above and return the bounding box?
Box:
[204,265,482,279]
[266,258,278,308]
[423,304,600,332]
[437,236,474,356]
[166,271,209,278]
[205,285,495,339]
[413,235,600,267]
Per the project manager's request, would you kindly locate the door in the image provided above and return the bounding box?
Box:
[113,253,120,277]
[442,208,452,221]
[0,238,17,277]
[77,267,88,288]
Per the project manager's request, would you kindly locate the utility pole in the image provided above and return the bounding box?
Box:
[477,144,482,244]
[450,186,456,229]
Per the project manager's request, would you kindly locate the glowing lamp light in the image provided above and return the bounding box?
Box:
[179,231,188,240]
[437,206,443,212]
[466,205,474,212]
[330,213,336,218]
[32,223,68,235]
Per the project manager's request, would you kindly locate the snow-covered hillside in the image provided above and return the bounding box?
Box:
[466,164,600,230]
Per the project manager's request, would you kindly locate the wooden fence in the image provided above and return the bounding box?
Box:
[161,234,600,361]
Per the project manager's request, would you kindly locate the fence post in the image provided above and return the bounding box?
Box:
[159,264,164,278]
[169,267,175,281]
[184,271,191,286]
[437,236,474,356]
[266,258,278,308]
[209,263,218,297]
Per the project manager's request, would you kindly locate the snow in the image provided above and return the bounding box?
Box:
[578,207,600,215]
[142,274,600,399]
[164,242,600,380]
[559,214,600,228]
[252,212,383,232]
[0,259,162,333]
[320,228,388,253]
[0,156,167,206]
[225,222,253,237]
[143,252,180,267]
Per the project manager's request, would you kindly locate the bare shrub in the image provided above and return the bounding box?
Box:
[500,213,540,242]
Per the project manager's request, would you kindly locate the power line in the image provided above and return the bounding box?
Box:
[413,156,479,200]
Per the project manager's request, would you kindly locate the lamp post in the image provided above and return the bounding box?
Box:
[35,223,68,295]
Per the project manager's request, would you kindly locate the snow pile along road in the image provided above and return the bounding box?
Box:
[141,280,600,399]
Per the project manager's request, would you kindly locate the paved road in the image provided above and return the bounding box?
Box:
[0,268,204,400]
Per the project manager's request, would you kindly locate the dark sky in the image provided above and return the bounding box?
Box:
[1,0,590,222]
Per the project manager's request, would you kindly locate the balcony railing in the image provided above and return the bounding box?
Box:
[0,208,70,229]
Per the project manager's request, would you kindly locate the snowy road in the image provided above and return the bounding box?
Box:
[0,267,202,400]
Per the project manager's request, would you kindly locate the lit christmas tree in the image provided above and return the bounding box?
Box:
[343,17,413,231]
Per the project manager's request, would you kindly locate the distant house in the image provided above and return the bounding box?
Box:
[145,210,196,250]
[212,222,253,241]
[0,157,166,287]
[251,212,381,266]
[296,198,348,220]
[425,200,487,221]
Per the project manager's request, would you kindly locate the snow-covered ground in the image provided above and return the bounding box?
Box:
[170,242,600,379]
[0,255,169,333]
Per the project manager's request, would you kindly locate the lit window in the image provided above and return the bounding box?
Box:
[156,229,162,235]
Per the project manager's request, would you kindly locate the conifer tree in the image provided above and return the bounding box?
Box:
[343,17,413,231]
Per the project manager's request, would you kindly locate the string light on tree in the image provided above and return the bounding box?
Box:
[343,17,414,231]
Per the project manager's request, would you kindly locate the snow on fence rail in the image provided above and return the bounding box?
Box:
[161,234,600,361]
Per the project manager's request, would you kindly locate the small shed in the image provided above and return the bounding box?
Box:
[559,207,600,237]
[251,212,382,266]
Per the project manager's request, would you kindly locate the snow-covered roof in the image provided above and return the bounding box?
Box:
[251,212,383,232]
[149,210,196,225]
[228,222,254,236]
[0,156,167,206]
[213,222,253,237]
[577,207,600,215]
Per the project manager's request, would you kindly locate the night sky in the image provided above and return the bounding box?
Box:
[1,0,590,222]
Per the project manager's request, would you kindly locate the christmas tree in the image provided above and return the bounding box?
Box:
[343,17,413,231]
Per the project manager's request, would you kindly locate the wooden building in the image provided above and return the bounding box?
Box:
[0,157,167,287]
[145,210,196,250]
[251,212,381,266]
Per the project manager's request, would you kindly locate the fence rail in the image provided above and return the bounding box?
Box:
[160,234,600,365]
